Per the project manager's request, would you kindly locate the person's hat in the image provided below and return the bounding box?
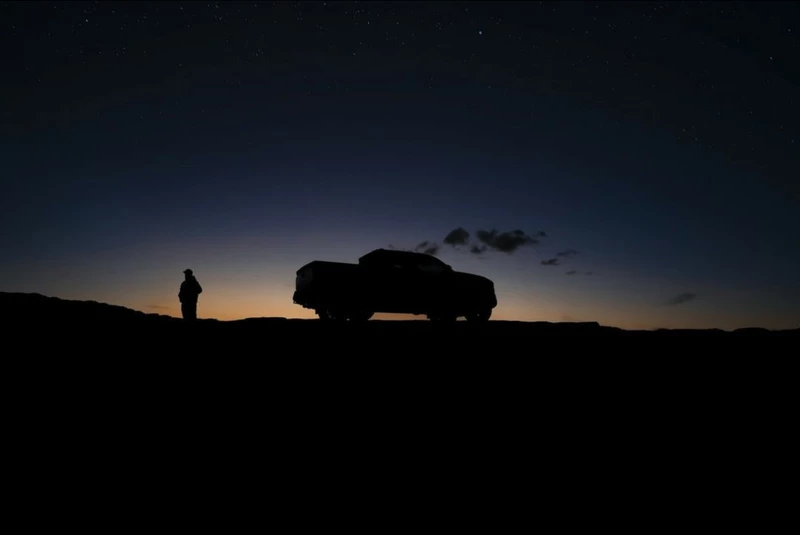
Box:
[183,269,193,275]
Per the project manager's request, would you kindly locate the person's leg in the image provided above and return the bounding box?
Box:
[182,303,198,320]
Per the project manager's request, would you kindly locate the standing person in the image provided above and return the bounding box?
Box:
[178,269,203,320]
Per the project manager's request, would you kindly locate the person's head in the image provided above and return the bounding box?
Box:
[183,268,193,279]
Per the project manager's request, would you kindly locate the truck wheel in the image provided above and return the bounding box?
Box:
[348,310,374,322]
[330,309,349,322]
[466,309,492,322]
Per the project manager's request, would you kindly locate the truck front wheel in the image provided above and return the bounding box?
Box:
[348,310,374,322]
[466,309,492,322]
[329,309,349,321]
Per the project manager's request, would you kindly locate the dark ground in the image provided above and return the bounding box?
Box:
[3,291,792,513]
[5,289,796,393]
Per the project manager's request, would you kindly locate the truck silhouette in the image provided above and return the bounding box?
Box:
[292,248,497,322]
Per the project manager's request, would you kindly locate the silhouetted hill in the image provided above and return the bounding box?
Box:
[3,292,176,324]
[6,291,793,477]
[2,292,797,343]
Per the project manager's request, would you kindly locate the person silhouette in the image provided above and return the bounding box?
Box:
[178,269,203,320]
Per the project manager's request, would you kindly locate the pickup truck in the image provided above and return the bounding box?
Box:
[292,248,497,322]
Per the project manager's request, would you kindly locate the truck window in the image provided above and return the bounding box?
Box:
[418,263,444,273]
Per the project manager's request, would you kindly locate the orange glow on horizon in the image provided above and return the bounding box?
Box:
[19,291,795,331]
[27,270,798,331]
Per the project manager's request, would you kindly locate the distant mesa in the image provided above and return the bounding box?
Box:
[2,292,175,323]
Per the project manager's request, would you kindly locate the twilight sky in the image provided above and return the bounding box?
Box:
[2,1,798,329]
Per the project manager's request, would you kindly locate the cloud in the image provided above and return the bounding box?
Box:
[585,272,593,276]
[476,229,540,253]
[557,249,578,258]
[443,227,470,246]
[541,258,560,266]
[565,270,577,275]
[666,293,698,306]
[403,226,548,259]
[414,241,440,256]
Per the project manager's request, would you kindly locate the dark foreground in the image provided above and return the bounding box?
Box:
[3,291,793,505]
[3,292,797,345]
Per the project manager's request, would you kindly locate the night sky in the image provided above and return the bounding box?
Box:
[2,1,798,329]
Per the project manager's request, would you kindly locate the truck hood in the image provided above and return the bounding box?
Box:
[453,271,495,291]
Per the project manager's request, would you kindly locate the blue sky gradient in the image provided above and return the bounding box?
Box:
[2,1,798,329]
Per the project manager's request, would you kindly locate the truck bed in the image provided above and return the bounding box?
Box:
[294,261,363,309]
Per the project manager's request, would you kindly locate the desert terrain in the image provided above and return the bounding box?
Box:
[4,292,796,346]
